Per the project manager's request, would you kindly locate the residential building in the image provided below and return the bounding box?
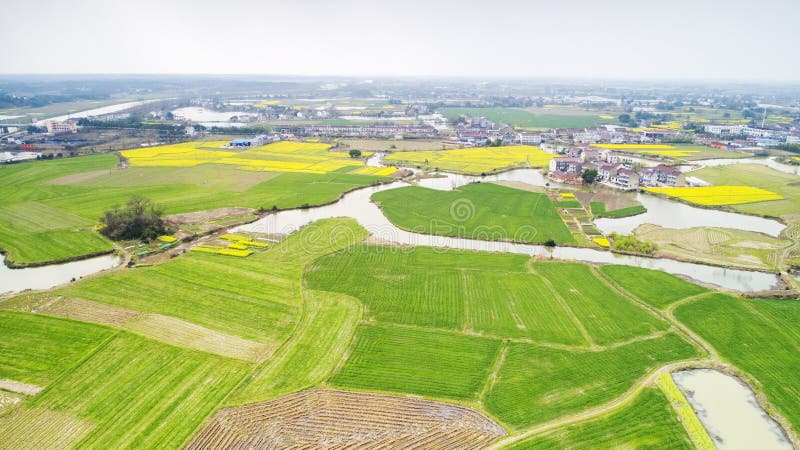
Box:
[44,120,77,134]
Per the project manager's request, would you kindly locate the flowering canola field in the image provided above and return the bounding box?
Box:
[591,144,700,158]
[120,141,372,175]
[645,186,783,205]
[384,145,553,174]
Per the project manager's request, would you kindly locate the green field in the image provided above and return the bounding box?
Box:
[372,183,575,244]
[590,201,647,218]
[675,294,800,432]
[52,219,366,346]
[485,333,700,428]
[506,388,694,449]
[330,324,501,400]
[0,311,113,385]
[0,330,249,448]
[533,263,668,345]
[0,154,386,264]
[441,107,610,130]
[599,265,708,309]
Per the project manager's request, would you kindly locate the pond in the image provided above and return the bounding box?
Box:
[593,193,785,237]
[672,369,792,450]
[0,254,121,296]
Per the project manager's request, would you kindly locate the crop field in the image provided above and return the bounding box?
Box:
[532,263,668,345]
[675,294,800,433]
[227,289,361,404]
[0,331,249,449]
[51,219,366,347]
[0,154,385,264]
[120,140,371,175]
[645,185,784,206]
[372,183,575,244]
[484,333,700,428]
[591,143,749,160]
[352,166,397,176]
[598,265,708,309]
[505,388,694,449]
[0,310,113,386]
[339,138,445,152]
[383,145,553,174]
[191,388,505,449]
[441,107,611,130]
[690,164,800,219]
[329,324,501,399]
[590,201,646,218]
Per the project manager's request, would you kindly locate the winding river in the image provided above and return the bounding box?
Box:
[1,157,790,295]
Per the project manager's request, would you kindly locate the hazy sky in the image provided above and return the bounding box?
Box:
[2,0,799,81]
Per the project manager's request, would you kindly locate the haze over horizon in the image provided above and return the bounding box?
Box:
[2,0,799,82]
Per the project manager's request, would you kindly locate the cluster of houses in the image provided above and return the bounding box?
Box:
[547,147,685,189]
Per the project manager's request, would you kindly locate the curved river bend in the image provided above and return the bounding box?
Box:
[0,164,786,295]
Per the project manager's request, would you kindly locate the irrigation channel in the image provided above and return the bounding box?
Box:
[0,156,790,295]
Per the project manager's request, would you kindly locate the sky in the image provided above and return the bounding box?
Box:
[2,0,799,81]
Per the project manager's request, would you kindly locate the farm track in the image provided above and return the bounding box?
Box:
[19,297,275,363]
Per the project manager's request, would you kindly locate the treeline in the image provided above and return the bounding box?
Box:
[77,117,185,133]
[609,233,657,255]
[0,93,107,109]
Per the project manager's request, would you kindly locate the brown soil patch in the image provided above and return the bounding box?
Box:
[188,388,506,449]
[42,297,138,326]
[0,379,44,396]
[44,169,112,185]
[37,298,274,363]
[0,407,93,450]
[123,314,276,363]
[165,207,255,225]
[491,180,547,193]
[0,391,24,415]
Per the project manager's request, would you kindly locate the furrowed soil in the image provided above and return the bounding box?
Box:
[189,388,506,449]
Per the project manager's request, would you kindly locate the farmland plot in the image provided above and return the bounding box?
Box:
[505,388,693,449]
[598,265,708,309]
[0,332,249,449]
[484,333,700,428]
[329,324,501,400]
[191,388,506,449]
[306,246,586,345]
[533,263,668,344]
[0,310,113,385]
[383,145,553,174]
[372,183,575,244]
[0,154,384,264]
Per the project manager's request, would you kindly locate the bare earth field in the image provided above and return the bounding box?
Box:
[189,388,506,449]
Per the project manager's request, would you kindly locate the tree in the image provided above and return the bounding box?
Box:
[618,113,631,124]
[581,168,598,184]
[349,149,362,158]
[165,111,174,121]
[99,196,169,241]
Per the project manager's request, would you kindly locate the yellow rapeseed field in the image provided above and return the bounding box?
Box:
[591,144,700,158]
[592,237,610,247]
[192,245,253,257]
[657,374,715,450]
[353,166,397,176]
[120,141,376,175]
[384,145,553,174]
[645,186,783,206]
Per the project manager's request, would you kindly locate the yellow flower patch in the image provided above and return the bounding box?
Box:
[192,245,252,257]
[645,186,783,205]
[593,237,610,247]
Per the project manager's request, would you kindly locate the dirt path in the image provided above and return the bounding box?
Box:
[0,379,44,395]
